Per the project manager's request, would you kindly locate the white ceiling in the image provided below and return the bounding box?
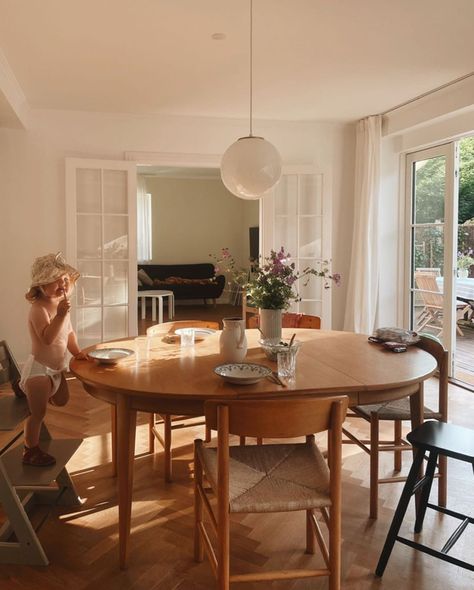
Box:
[1,0,473,123]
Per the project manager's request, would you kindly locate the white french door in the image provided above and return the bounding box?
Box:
[406,143,459,374]
[66,158,137,348]
[261,167,332,327]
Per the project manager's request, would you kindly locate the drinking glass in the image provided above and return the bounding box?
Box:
[180,328,195,347]
[134,336,150,362]
[277,347,298,379]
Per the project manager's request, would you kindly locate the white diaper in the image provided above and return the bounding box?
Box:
[19,355,65,396]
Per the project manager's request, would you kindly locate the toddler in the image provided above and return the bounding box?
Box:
[20,252,87,466]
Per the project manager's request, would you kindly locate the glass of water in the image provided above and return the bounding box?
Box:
[180,328,195,347]
[134,336,150,362]
[277,347,298,379]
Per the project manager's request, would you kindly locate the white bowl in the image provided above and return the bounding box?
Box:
[214,363,271,385]
[88,348,134,364]
[259,338,302,361]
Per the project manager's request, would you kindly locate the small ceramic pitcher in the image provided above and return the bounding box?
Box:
[219,317,247,363]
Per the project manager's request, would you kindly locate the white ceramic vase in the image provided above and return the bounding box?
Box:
[259,308,282,340]
[219,317,247,363]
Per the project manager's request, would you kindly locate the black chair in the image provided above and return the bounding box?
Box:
[376,420,474,576]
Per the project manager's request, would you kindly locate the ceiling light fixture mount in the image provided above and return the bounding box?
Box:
[220,0,282,200]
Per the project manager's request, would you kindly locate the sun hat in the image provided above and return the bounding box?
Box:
[26,252,80,299]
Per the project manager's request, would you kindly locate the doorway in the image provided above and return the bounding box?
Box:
[407,136,474,384]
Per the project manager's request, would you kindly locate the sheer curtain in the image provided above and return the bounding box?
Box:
[137,176,152,262]
[344,115,382,333]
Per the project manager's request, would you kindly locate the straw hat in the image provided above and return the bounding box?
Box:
[26,252,80,299]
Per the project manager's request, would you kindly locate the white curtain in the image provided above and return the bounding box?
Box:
[137,176,152,262]
[344,115,381,333]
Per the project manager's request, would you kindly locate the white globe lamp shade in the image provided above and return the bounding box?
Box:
[220,136,282,200]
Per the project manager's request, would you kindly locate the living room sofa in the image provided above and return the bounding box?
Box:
[137,263,225,305]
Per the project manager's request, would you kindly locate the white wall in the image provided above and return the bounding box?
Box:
[0,109,355,362]
[144,175,258,269]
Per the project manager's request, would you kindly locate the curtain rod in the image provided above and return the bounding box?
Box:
[381,71,474,116]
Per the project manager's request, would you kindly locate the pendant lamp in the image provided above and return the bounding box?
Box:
[220,0,282,200]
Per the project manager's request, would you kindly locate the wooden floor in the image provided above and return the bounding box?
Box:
[1,304,473,589]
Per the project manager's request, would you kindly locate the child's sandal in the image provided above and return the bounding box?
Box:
[22,446,56,467]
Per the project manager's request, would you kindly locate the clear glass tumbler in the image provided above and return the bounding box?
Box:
[134,336,150,362]
[277,347,298,379]
[180,328,195,347]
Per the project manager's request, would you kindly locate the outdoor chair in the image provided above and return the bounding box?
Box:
[342,334,448,519]
[194,395,348,589]
[414,272,470,336]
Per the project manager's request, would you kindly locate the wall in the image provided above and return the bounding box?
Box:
[0,109,355,362]
[144,175,258,269]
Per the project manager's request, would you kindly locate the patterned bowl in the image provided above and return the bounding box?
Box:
[214,363,272,385]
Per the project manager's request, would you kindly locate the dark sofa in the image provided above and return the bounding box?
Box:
[138,263,226,305]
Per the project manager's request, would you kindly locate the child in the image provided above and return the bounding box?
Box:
[20,252,87,466]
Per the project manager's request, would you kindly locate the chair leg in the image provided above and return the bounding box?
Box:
[375,448,425,577]
[438,453,447,507]
[205,425,211,443]
[163,414,172,483]
[328,505,341,590]
[369,413,380,519]
[194,442,204,563]
[394,420,402,472]
[306,509,315,554]
[414,450,438,533]
[148,413,155,453]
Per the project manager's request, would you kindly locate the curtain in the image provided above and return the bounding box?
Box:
[344,115,381,333]
[137,176,152,262]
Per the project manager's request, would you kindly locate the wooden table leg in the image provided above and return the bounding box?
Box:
[111,404,117,477]
[158,296,163,324]
[116,394,137,569]
[151,297,157,322]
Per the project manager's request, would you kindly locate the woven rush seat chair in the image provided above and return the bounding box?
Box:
[145,320,220,482]
[376,420,474,577]
[342,334,448,519]
[194,395,348,589]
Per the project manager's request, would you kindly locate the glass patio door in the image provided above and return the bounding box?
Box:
[66,158,137,349]
[406,143,458,374]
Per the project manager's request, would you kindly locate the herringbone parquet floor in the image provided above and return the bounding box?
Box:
[1,308,473,589]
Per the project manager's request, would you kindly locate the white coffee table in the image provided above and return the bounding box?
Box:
[138,290,175,323]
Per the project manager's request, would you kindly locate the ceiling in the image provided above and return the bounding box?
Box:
[1,0,473,123]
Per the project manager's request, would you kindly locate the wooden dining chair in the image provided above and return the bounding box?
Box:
[342,334,448,519]
[146,320,220,482]
[247,312,321,330]
[194,395,348,590]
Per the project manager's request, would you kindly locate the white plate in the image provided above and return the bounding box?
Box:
[175,328,216,339]
[88,348,134,364]
[214,363,271,385]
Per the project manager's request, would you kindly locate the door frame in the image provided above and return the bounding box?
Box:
[404,142,459,374]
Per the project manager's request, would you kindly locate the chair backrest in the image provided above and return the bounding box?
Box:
[414,272,443,307]
[147,319,220,336]
[415,334,448,421]
[247,313,321,330]
[204,395,348,439]
[415,267,441,277]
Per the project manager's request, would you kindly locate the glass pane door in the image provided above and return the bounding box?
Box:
[406,144,457,374]
[261,170,331,326]
[66,158,137,349]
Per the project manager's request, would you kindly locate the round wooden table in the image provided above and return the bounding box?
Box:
[70,328,437,569]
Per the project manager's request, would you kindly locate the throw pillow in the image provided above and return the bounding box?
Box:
[138,268,153,287]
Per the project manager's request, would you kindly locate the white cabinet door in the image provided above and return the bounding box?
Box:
[66,158,137,348]
[261,168,332,327]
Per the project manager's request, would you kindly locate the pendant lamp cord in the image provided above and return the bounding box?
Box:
[249,0,253,137]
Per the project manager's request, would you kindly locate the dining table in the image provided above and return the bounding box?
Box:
[70,327,438,569]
